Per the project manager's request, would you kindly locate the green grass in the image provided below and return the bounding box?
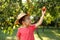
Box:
[0,28,60,40]
[34,28,60,40]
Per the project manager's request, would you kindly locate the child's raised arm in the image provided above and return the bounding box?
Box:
[35,6,46,27]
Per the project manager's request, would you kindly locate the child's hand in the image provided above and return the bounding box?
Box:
[42,6,46,15]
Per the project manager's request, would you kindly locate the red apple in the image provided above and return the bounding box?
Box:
[42,6,46,11]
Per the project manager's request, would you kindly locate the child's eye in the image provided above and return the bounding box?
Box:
[28,17,30,19]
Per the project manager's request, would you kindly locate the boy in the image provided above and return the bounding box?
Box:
[15,6,46,40]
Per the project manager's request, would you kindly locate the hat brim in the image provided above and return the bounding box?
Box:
[14,14,27,25]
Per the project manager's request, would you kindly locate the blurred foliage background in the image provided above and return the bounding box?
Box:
[0,0,60,36]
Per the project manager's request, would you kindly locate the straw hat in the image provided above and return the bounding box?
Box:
[14,13,26,25]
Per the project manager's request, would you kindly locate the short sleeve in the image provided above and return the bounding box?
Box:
[16,28,21,38]
[30,24,37,31]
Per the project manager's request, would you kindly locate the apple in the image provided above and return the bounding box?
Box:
[42,6,46,11]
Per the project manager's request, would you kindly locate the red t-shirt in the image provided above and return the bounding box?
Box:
[16,24,36,40]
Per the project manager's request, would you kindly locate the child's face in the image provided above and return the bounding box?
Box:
[23,16,31,26]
